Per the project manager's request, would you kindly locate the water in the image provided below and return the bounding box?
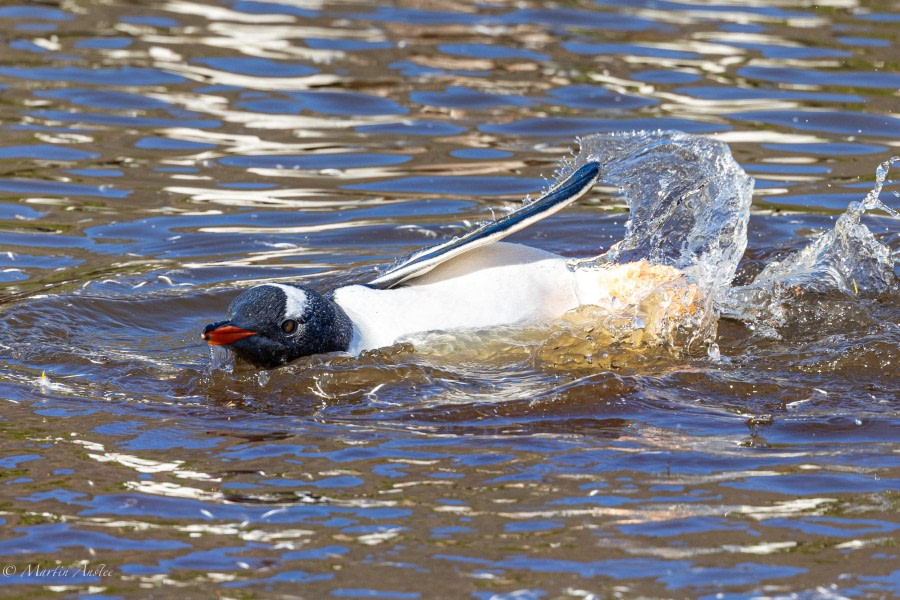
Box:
[0,1,898,598]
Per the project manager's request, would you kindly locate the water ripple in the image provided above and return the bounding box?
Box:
[0,0,897,598]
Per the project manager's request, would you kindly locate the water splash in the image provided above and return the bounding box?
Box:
[545,131,754,357]
[721,156,898,337]
[558,130,753,296]
[550,133,899,348]
[206,345,234,374]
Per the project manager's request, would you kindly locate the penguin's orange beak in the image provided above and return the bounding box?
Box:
[202,322,257,346]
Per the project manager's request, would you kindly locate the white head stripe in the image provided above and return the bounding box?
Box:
[265,283,308,318]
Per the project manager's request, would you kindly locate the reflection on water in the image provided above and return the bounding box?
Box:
[0,0,898,598]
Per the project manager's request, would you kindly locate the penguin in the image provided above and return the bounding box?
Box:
[202,162,698,368]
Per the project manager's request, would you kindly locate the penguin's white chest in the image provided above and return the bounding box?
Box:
[334,243,580,353]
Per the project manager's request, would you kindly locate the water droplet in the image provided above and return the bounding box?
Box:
[208,345,234,374]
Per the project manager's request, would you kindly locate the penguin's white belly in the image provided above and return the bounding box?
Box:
[334,243,580,353]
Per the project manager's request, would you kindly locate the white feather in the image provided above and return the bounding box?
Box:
[335,243,581,353]
[265,283,308,320]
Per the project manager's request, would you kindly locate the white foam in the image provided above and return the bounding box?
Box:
[265,283,308,320]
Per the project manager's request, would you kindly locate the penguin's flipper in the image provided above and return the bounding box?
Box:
[368,161,600,289]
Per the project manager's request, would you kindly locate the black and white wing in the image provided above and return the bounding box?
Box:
[368,161,601,290]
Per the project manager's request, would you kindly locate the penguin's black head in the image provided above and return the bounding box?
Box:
[202,283,353,369]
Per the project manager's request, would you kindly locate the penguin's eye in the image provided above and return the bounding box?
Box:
[281,319,299,335]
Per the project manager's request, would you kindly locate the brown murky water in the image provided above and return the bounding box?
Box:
[0,1,897,598]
